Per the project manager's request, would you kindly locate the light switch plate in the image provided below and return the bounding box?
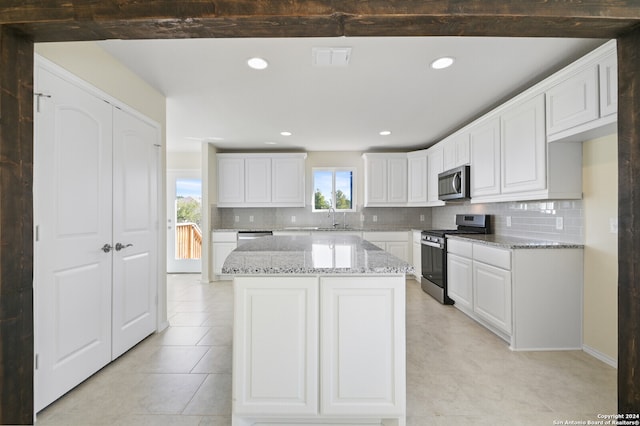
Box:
[506,216,512,227]
[372,215,378,222]
[234,215,239,223]
[249,215,254,223]
[291,216,296,223]
[556,217,564,230]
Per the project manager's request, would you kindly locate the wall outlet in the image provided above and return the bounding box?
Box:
[420,214,425,222]
[234,215,240,223]
[372,215,378,223]
[249,215,254,223]
[610,217,619,234]
[506,216,512,227]
[556,217,564,230]
[360,214,365,222]
[291,215,296,223]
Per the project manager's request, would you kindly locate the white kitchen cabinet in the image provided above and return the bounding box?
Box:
[244,156,271,204]
[320,276,405,417]
[411,230,422,281]
[363,153,408,206]
[546,65,600,136]
[473,261,512,335]
[217,157,245,205]
[447,253,473,311]
[500,95,547,195]
[446,237,583,350]
[217,153,306,207]
[212,231,237,278]
[233,276,319,416]
[443,130,470,171]
[363,231,410,263]
[426,146,445,205]
[599,51,618,118]
[407,151,428,205]
[470,115,501,198]
[272,155,306,205]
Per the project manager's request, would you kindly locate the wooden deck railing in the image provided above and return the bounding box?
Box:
[176,222,202,260]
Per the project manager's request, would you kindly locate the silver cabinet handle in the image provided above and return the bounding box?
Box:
[115,243,133,251]
[101,244,113,253]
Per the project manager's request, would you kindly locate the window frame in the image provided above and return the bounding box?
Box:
[311,167,357,212]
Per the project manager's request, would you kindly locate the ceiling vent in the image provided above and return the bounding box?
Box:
[312,47,352,67]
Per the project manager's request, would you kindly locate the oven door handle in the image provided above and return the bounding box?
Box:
[421,240,444,249]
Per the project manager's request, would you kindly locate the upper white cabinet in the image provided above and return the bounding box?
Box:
[363,153,407,206]
[443,130,470,171]
[470,115,501,198]
[500,94,547,195]
[426,146,445,205]
[546,40,617,143]
[407,151,428,205]
[217,153,306,207]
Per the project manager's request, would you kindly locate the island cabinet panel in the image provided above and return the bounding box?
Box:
[320,276,406,417]
[233,277,319,416]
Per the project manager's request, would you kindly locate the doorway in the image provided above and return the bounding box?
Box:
[167,170,202,273]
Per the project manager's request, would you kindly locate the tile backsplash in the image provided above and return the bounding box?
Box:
[212,199,583,243]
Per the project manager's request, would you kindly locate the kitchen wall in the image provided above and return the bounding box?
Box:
[582,133,618,365]
[167,151,201,169]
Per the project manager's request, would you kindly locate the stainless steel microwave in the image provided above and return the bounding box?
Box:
[438,165,471,201]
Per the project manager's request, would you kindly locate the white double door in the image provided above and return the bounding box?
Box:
[34,64,159,412]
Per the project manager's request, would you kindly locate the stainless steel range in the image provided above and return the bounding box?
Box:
[421,214,490,304]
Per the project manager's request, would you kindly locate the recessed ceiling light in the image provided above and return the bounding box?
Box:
[264,141,277,145]
[431,56,455,70]
[280,131,292,136]
[247,57,269,70]
[379,130,392,136]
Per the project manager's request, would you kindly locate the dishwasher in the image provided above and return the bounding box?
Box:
[236,231,273,246]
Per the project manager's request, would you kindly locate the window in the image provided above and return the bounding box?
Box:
[312,168,355,212]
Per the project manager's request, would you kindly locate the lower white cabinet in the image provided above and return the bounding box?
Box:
[473,261,512,334]
[446,237,583,350]
[232,275,406,425]
[363,231,410,263]
[212,231,237,278]
[411,230,422,280]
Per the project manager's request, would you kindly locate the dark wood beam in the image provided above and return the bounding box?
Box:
[0,26,34,426]
[617,26,640,414]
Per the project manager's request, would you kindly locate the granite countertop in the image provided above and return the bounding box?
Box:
[213,227,413,233]
[446,234,584,249]
[222,234,415,275]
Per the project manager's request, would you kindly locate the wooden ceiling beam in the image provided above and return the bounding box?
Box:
[2,1,640,42]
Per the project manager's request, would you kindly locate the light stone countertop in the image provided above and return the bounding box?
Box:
[447,234,584,249]
[213,227,414,233]
[222,234,415,275]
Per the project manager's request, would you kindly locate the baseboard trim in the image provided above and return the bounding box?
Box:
[583,344,617,368]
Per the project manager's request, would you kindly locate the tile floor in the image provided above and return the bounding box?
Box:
[36,274,616,425]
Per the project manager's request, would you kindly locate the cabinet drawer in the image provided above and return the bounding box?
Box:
[473,244,511,270]
[447,239,472,258]
[212,231,238,243]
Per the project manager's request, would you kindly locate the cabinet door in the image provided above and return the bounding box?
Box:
[407,155,427,204]
[427,147,444,203]
[599,53,618,117]
[272,156,305,206]
[447,254,473,311]
[217,157,245,205]
[365,156,387,205]
[443,132,470,170]
[501,95,547,194]
[212,242,237,275]
[546,66,599,135]
[234,277,319,415]
[320,276,405,416]
[473,262,512,334]
[387,157,408,204]
[245,157,272,204]
[470,117,501,197]
[386,241,409,263]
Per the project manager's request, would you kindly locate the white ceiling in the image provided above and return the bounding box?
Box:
[98,37,604,153]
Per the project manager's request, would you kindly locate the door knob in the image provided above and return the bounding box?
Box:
[115,242,133,251]
[101,244,113,253]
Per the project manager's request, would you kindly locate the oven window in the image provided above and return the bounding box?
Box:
[421,243,444,287]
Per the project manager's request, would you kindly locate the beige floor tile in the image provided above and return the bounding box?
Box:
[191,346,232,374]
[197,326,233,346]
[182,374,232,416]
[147,326,212,346]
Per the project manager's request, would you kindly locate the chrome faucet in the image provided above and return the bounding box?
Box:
[328,207,338,228]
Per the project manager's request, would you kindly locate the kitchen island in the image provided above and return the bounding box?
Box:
[223,234,413,426]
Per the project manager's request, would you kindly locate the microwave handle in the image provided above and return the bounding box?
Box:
[452,173,461,193]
